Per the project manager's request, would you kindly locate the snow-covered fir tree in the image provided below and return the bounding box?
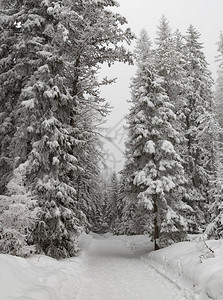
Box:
[104,171,119,230]
[154,19,187,132]
[154,19,196,232]
[74,114,104,233]
[154,16,175,97]
[113,175,129,234]
[0,1,26,194]
[0,0,133,258]
[154,19,219,234]
[181,25,218,233]
[215,31,223,136]
[113,171,153,236]
[122,29,187,250]
[205,32,223,239]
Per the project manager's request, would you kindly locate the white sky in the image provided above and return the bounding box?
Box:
[100,0,223,175]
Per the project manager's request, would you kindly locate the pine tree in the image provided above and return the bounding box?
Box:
[100,179,110,232]
[0,1,27,193]
[122,30,187,250]
[215,31,223,135]
[153,20,194,232]
[181,25,217,233]
[105,171,119,229]
[113,175,128,234]
[205,32,223,239]
[74,117,104,233]
[154,16,174,96]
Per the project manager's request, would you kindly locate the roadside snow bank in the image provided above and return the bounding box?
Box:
[0,233,92,300]
[146,239,223,300]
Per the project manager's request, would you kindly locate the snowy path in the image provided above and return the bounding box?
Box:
[76,235,189,300]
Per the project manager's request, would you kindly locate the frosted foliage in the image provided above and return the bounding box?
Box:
[205,211,223,239]
[133,170,146,186]
[134,165,176,195]
[7,162,28,195]
[160,207,187,247]
[140,96,154,108]
[166,209,179,227]
[143,198,154,210]
[138,191,154,210]
[92,0,120,6]
[47,3,62,17]
[144,140,155,154]
[57,23,69,42]
[20,99,35,109]
[38,50,53,58]
[0,164,37,257]
[159,160,176,171]
[162,176,175,192]
[42,116,58,128]
[52,156,60,165]
[23,15,45,30]
[161,140,174,153]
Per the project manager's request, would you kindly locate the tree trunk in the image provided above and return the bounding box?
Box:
[153,195,160,250]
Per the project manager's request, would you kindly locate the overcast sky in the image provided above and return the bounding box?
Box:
[100,0,223,175]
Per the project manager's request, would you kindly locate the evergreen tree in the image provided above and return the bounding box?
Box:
[105,171,119,229]
[74,117,104,233]
[205,32,223,239]
[154,16,174,96]
[0,1,27,194]
[215,31,223,136]
[114,172,153,236]
[181,25,217,233]
[113,175,128,234]
[154,19,194,233]
[100,178,110,232]
[205,152,223,239]
[122,30,187,250]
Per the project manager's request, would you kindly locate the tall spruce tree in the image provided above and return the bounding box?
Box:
[154,19,194,232]
[155,19,187,128]
[154,16,174,96]
[215,31,223,139]
[181,25,217,233]
[122,30,187,250]
[0,0,133,258]
[205,32,223,239]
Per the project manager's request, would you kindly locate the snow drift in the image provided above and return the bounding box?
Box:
[0,234,93,300]
[146,238,223,300]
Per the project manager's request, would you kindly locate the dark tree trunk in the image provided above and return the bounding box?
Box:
[153,195,160,250]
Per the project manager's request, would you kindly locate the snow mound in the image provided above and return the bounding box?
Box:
[145,239,223,300]
[0,233,92,300]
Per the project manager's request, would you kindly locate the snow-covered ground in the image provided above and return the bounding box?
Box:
[76,233,186,300]
[0,250,87,299]
[146,237,223,300]
[0,234,223,300]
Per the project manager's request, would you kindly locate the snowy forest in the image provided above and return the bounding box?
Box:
[1,0,223,263]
